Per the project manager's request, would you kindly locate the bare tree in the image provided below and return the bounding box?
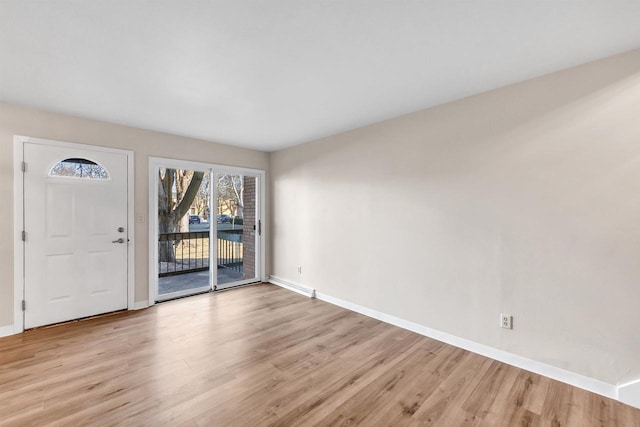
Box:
[217,174,244,219]
[158,168,204,262]
[193,174,210,220]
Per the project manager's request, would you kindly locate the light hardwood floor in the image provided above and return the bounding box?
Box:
[1,283,638,426]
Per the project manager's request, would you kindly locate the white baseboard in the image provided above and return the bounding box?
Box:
[618,379,640,409]
[133,300,149,310]
[268,276,316,298]
[313,290,618,401]
[0,324,16,338]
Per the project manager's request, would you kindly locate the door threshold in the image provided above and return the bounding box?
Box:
[156,289,212,304]
[156,281,264,304]
[215,280,263,292]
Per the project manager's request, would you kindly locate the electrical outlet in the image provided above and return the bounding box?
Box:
[297,266,302,274]
[500,314,513,329]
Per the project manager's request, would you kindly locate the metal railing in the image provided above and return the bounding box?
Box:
[217,230,243,272]
[158,230,243,277]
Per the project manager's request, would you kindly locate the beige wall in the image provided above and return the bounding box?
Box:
[0,103,270,327]
[270,49,640,386]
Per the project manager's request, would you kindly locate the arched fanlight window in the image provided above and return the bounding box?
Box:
[49,158,109,180]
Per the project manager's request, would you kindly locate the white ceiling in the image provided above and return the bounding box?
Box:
[1,1,640,151]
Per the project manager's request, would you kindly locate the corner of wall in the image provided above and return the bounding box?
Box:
[618,379,640,410]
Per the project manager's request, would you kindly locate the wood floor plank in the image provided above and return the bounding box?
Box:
[268,334,427,427]
[541,379,574,426]
[362,345,469,426]
[0,283,638,426]
[508,369,549,415]
[471,364,528,426]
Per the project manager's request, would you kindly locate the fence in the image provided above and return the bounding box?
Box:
[158,230,243,277]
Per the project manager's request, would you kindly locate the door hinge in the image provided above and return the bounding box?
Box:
[21,300,26,311]
[258,219,262,236]
[21,231,26,242]
[21,161,26,172]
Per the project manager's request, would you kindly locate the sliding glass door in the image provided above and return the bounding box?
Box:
[214,172,260,290]
[151,158,263,303]
[157,167,211,300]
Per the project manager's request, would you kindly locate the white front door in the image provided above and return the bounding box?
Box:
[23,142,129,328]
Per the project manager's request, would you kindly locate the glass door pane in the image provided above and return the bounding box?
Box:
[215,173,259,289]
[157,168,212,300]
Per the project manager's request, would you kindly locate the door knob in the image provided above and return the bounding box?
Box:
[112,238,125,244]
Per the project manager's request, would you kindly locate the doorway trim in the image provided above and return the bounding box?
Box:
[13,135,135,334]
[148,157,266,305]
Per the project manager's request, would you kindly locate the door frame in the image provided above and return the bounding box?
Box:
[148,157,266,305]
[13,135,135,334]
